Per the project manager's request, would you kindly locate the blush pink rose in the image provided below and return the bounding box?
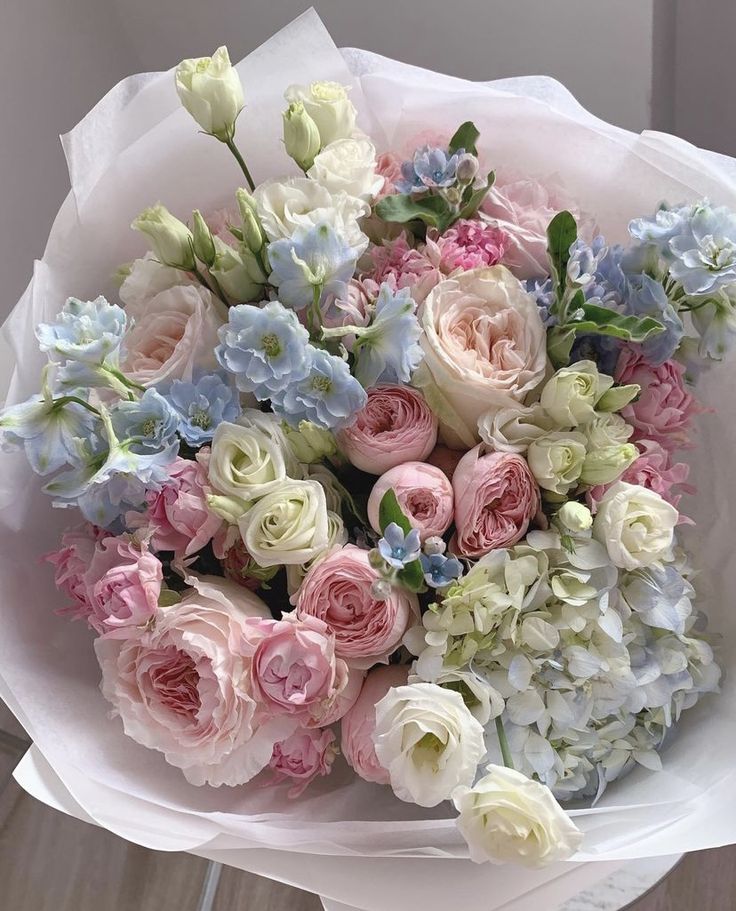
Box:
[340,664,409,785]
[367,462,454,540]
[268,727,338,798]
[122,284,224,387]
[45,523,105,621]
[296,544,417,670]
[337,385,438,475]
[129,457,223,558]
[95,576,294,787]
[615,348,704,451]
[83,534,163,637]
[452,445,540,557]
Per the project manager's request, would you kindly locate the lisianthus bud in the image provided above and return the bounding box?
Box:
[209,237,266,303]
[191,210,216,267]
[131,203,195,271]
[283,421,337,463]
[423,535,446,556]
[556,501,593,533]
[580,443,638,486]
[456,153,479,183]
[283,101,322,171]
[284,81,357,147]
[236,189,266,253]
[175,46,244,141]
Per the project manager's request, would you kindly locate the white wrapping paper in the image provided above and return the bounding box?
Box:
[2,9,736,908]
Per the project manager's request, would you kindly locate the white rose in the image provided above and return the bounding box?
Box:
[477,402,556,454]
[592,481,678,570]
[175,46,244,141]
[540,360,612,427]
[415,267,548,449]
[253,177,369,252]
[238,479,330,567]
[453,764,583,866]
[373,683,486,808]
[527,432,587,495]
[284,81,357,147]
[308,137,384,200]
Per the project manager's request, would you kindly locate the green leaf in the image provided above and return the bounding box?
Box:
[573,303,665,342]
[457,171,496,220]
[547,211,578,296]
[378,488,412,535]
[547,326,577,368]
[158,589,182,608]
[449,121,479,156]
[398,558,425,593]
[375,194,453,232]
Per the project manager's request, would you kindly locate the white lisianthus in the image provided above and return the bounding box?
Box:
[284,81,357,147]
[308,137,384,200]
[409,666,505,726]
[583,411,634,449]
[209,237,266,303]
[580,443,638,486]
[282,420,337,464]
[540,360,611,427]
[453,764,583,866]
[592,481,678,569]
[282,101,321,171]
[556,501,593,534]
[477,402,556,454]
[238,479,330,566]
[527,432,587,495]
[373,683,486,808]
[208,418,287,506]
[175,46,244,141]
[131,204,195,271]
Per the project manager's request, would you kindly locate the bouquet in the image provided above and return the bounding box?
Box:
[2,13,736,896]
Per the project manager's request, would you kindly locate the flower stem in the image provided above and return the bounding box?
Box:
[52,396,101,417]
[495,716,514,770]
[306,283,324,342]
[191,265,229,307]
[224,136,255,191]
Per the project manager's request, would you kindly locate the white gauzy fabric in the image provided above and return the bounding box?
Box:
[2,9,736,908]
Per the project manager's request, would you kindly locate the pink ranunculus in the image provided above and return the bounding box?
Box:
[83,534,163,637]
[452,445,540,557]
[268,727,338,798]
[129,457,223,558]
[243,613,352,726]
[296,544,417,670]
[426,220,508,273]
[341,664,409,785]
[337,385,438,475]
[615,348,704,451]
[122,284,224,387]
[367,462,454,540]
[94,576,293,787]
[45,523,105,621]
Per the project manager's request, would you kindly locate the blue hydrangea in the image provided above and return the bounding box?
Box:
[272,346,367,431]
[625,274,683,364]
[216,300,311,398]
[421,552,463,588]
[164,373,240,445]
[351,284,424,387]
[668,204,736,294]
[268,223,360,311]
[378,523,422,570]
[621,565,693,636]
[36,296,127,365]
[110,388,179,455]
[396,145,463,194]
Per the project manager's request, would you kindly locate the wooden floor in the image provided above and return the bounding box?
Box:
[0,700,733,911]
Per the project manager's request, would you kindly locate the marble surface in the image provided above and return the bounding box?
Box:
[560,856,682,910]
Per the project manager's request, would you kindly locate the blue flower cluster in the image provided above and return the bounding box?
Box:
[396,145,464,194]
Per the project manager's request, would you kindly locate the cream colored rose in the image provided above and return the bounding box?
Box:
[175,46,244,141]
[539,360,612,427]
[453,764,583,866]
[238,479,330,567]
[284,81,357,147]
[583,411,633,449]
[415,267,548,449]
[477,402,556,454]
[527,432,587,495]
[308,137,384,200]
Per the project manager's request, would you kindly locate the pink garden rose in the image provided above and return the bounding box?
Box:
[95,576,293,787]
[83,534,163,637]
[340,664,409,785]
[296,544,417,670]
[367,462,454,540]
[338,385,438,475]
[615,348,703,451]
[452,445,541,557]
[268,727,338,798]
[45,523,104,621]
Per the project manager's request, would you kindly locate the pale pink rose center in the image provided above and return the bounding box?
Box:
[127,314,187,372]
[146,646,201,719]
[404,489,438,522]
[444,305,525,377]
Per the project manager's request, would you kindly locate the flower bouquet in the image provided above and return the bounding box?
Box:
[3,11,736,910]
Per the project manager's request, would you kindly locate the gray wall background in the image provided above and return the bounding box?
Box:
[0,1,727,314]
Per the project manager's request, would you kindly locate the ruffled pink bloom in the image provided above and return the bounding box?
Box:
[368,462,454,540]
[296,544,417,670]
[338,385,438,475]
[45,523,105,621]
[615,348,704,451]
[361,234,441,303]
[452,445,540,557]
[374,151,404,199]
[426,220,508,273]
[83,534,163,637]
[340,664,409,785]
[220,536,270,591]
[268,727,338,798]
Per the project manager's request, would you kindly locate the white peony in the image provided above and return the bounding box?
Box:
[284,81,357,147]
[307,137,384,200]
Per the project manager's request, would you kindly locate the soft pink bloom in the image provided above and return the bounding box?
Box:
[219,535,271,591]
[45,523,105,621]
[205,206,240,246]
[320,277,373,351]
[615,348,704,451]
[83,534,163,637]
[361,234,441,303]
[452,445,540,557]
[337,385,438,475]
[296,544,417,670]
[426,220,508,273]
[94,576,292,787]
[374,151,404,199]
[268,727,338,798]
[340,664,409,785]
[425,444,465,480]
[367,462,454,540]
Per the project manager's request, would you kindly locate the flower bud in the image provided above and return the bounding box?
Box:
[283,421,337,464]
[175,46,244,141]
[283,101,321,171]
[283,81,357,147]
[209,237,265,303]
[191,210,216,267]
[556,501,593,534]
[456,153,479,183]
[580,443,638,486]
[368,548,387,570]
[131,203,195,270]
[445,187,462,205]
[423,535,447,556]
[236,188,266,253]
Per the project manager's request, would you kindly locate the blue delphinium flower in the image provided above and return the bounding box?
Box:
[396,145,463,194]
[268,222,360,311]
[272,346,367,431]
[378,523,422,570]
[216,300,311,398]
[690,290,736,360]
[110,388,179,454]
[569,334,622,376]
[164,372,240,445]
[625,273,683,364]
[628,203,696,255]
[36,296,127,365]
[667,204,736,294]
[421,552,463,588]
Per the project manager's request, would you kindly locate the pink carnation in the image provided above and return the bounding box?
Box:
[45,523,106,621]
[426,219,508,273]
[268,727,338,798]
[361,234,441,303]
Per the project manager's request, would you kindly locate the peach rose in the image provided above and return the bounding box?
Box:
[367,462,454,540]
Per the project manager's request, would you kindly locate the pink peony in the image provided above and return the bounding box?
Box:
[340,664,409,785]
[426,220,508,273]
[45,523,105,621]
[83,534,163,637]
[296,544,417,670]
[452,445,540,557]
[268,727,338,798]
[360,233,441,303]
[367,462,454,540]
[615,348,704,451]
[337,385,438,475]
